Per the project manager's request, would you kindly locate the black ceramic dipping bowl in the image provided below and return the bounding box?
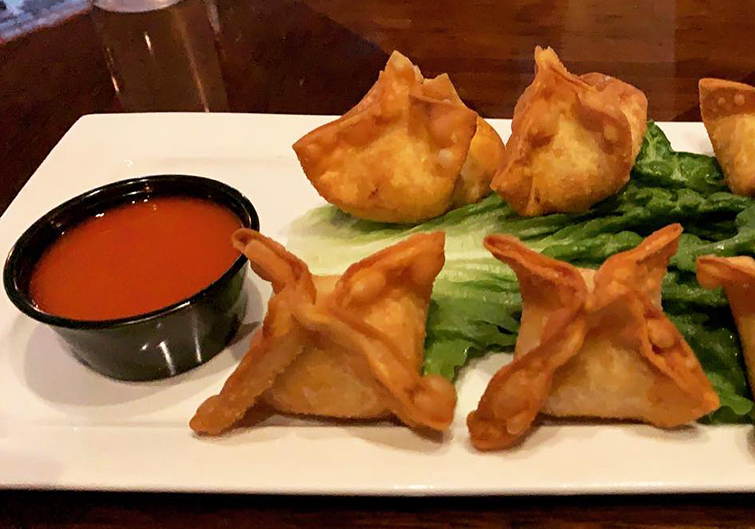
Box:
[3,175,259,381]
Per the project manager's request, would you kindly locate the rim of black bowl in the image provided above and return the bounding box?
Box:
[3,174,260,330]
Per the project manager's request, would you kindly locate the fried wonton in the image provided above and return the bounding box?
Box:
[467,225,719,450]
[697,255,755,391]
[491,46,648,217]
[293,51,505,223]
[699,78,755,196]
[190,230,456,435]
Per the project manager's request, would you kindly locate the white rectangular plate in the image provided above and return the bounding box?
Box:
[1,113,753,495]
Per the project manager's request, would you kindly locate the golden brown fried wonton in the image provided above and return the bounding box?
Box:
[697,255,755,391]
[491,46,648,217]
[699,78,755,196]
[190,230,456,435]
[467,225,719,450]
[293,51,504,223]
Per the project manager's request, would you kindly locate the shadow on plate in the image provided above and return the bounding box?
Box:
[191,407,451,453]
[347,424,451,454]
[745,428,755,460]
[13,276,264,416]
[492,418,711,458]
[625,421,708,443]
[280,414,451,454]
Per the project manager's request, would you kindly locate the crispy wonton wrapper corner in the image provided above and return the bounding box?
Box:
[190,229,456,435]
[491,46,648,217]
[467,235,589,450]
[293,50,504,223]
[697,255,755,392]
[699,78,755,196]
[468,224,719,451]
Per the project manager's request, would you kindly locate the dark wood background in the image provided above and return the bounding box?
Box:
[3,0,755,526]
[4,490,755,527]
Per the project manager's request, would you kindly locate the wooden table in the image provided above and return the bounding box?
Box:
[2,0,755,526]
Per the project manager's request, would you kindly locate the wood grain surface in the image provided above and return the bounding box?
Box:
[2,0,755,525]
[3,490,755,528]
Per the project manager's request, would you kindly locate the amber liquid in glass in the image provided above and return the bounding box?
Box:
[91,0,228,112]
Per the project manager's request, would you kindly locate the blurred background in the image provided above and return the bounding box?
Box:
[2,0,755,214]
[0,0,88,40]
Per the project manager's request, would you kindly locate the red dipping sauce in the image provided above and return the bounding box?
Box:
[29,196,242,321]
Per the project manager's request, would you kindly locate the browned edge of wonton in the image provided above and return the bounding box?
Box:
[191,230,457,435]
[466,235,589,450]
[700,78,755,120]
[697,255,755,394]
[291,51,479,223]
[491,46,647,217]
[581,72,648,160]
[699,78,755,196]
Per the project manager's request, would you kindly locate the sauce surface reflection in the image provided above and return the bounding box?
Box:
[30,195,242,321]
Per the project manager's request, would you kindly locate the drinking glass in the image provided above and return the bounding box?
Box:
[91,0,228,112]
